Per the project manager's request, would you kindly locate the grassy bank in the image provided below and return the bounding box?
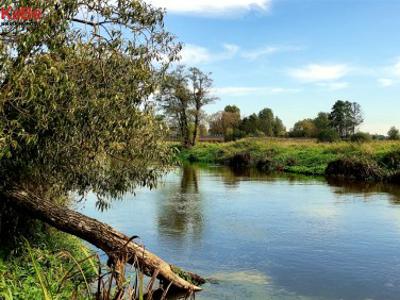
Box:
[178,138,400,180]
[0,229,96,299]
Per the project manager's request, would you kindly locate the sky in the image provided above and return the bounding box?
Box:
[147,0,400,134]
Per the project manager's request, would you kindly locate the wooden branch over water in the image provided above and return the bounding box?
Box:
[3,188,204,293]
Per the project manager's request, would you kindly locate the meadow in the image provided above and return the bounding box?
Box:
[178,138,400,180]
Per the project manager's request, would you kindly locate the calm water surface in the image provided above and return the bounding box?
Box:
[79,165,400,300]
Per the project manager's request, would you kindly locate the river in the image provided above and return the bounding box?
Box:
[79,165,400,300]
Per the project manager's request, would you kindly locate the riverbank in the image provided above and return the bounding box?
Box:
[0,228,96,299]
[178,138,400,181]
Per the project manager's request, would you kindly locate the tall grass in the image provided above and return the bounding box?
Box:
[178,138,400,178]
[1,230,187,300]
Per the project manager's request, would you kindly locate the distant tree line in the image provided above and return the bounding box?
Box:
[208,106,286,141]
[288,100,399,142]
[158,72,400,145]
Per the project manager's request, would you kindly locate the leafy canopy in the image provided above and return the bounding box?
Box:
[0,0,180,207]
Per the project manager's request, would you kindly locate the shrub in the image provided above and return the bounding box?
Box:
[380,151,400,170]
[228,152,252,168]
[325,157,385,181]
[350,132,372,143]
[317,129,340,143]
[388,126,400,140]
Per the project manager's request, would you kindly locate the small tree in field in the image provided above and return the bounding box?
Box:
[158,66,217,147]
[388,127,400,140]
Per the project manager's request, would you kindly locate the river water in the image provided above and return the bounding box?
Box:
[79,165,400,300]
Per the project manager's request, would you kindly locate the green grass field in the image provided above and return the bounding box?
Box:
[178,138,400,178]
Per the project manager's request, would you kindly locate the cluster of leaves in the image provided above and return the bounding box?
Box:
[0,0,180,206]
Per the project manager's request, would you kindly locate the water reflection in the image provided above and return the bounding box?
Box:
[81,164,400,300]
[157,165,203,238]
[201,164,400,202]
[327,177,400,204]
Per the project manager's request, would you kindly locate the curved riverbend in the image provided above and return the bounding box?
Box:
[80,165,400,300]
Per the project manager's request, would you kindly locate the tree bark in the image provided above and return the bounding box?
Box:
[1,188,204,292]
[192,110,199,147]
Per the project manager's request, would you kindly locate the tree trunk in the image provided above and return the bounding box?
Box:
[180,112,191,149]
[192,111,199,147]
[1,188,204,292]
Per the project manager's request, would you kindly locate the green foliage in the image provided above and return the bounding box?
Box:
[209,105,242,141]
[329,100,363,138]
[325,157,385,181]
[238,108,286,138]
[178,138,400,177]
[350,132,372,143]
[313,112,331,133]
[380,150,400,170]
[318,129,340,143]
[0,0,178,206]
[158,66,217,147]
[0,230,96,299]
[388,126,400,140]
[289,119,317,138]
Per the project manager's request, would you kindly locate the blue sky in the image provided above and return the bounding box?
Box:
[148,0,400,134]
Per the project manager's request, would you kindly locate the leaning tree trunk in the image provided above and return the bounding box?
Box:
[1,188,204,292]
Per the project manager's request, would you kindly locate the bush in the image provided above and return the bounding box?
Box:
[350,132,372,143]
[317,129,340,143]
[388,126,400,140]
[325,157,385,181]
[380,151,400,170]
[228,152,252,168]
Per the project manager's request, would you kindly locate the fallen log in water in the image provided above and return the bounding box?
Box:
[2,188,204,293]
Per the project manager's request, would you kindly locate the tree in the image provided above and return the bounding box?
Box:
[388,126,400,140]
[158,66,216,147]
[224,105,240,114]
[350,102,364,135]
[240,113,259,136]
[0,0,201,291]
[208,106,241,141]
[273,117,286,137]
[289,119,317,138]
[158,66,192,148]
[317,129,340,143]
[258,108,275,136]
[313,112,331,134]
[208,112,225,136]
[329,100,363,138]
[188,67,217,146]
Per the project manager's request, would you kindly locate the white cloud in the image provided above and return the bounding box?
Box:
[180,43,239,64]
[213,86,300,97]
[147,0,271,15]
[180,44,211,64]
[394,59,400,77]
[241,46,279,60]
[378,78,394,87]
[288,64,350,82]
[317,81,349,91]
[241,45,303,60]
